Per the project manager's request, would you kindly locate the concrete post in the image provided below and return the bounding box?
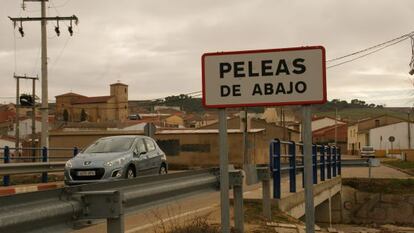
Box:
[233,184,244,233]
[262,178,271,220]
[328,194,332,227]
[107,215,125,233]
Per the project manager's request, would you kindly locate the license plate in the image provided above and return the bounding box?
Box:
[77,170,96,176]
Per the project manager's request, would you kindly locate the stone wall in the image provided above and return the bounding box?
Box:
[342,186,414,225]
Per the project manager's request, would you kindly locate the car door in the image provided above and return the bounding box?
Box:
[144,138,161,174]
[133,138,151,175]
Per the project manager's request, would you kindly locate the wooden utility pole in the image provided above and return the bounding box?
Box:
[9,0,78,148]
[14,75,39,156]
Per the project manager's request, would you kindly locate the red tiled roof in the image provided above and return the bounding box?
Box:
[72,96,113,104]
[313,124,347,134]
[110,82,128,86]
[55,92,87,98]
[0,135,16,142]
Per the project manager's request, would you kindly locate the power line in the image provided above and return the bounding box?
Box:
[327,36,410,69]
[49,36,71,71]
[327,31,414,62]
[50,0,72,8]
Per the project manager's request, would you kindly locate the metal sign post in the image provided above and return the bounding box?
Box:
[219,108,230,233]
[302,105,315,233]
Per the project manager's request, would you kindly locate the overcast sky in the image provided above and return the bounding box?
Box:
[1,0,413,107]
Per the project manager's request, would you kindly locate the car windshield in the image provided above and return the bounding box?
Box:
[83,137,135,153]
[362,147,374,151]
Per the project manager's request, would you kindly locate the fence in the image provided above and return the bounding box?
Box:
[1,146,79,186]
[269,139,341,199]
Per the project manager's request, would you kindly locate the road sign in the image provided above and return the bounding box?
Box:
[202,46,326,108]
[389,136,395,142]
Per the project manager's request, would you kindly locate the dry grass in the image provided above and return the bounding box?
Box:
[149,203,237,233]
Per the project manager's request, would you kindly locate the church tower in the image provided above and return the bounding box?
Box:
[110,82,128,121]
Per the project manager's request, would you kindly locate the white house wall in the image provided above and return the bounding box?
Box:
[369,122,414,150]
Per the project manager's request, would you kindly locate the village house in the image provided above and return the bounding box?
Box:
[347,115,405,155]
[368,121,414,159]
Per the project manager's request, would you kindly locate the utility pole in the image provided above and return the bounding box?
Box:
[9,0,78,148]
[334,107,338,146]
[32,76,36,151]
[15,75,20,151]
[408,111,411,150]
[241,108,248,165]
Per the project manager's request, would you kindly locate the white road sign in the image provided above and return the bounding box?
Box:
[202,46,326,108]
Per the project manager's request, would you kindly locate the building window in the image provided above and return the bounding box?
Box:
[375,119,380,127]
[125,88,127,93]
[156,139,180,156]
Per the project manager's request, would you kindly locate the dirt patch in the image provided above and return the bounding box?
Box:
[234,199,304,233]
[342,178,414,194]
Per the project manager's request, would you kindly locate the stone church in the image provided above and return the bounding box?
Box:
[55,82,128,123]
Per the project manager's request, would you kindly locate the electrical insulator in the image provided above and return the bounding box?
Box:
[18,27,24,37]
[55,26,60,36]
[68,26,73,36]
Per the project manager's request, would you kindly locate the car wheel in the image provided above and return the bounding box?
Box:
[125,166,136,179]
[159,164,167,175]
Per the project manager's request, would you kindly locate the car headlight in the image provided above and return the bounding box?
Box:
[65,160,72,168]
[104,158,125,167]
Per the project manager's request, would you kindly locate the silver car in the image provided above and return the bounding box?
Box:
[360,146,375,158]
[64,135,167,185]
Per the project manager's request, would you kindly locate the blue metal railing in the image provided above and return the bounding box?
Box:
[1,146,80,186]
[269,139,341,199]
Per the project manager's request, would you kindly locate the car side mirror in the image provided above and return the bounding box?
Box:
[133,149,139,157]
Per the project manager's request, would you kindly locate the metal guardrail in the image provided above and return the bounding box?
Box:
[0,162,66,176]
[0,168,225,233]
[341,159,369,167]
[1,146,78,186]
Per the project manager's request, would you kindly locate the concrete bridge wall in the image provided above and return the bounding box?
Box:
[275,177,342,220]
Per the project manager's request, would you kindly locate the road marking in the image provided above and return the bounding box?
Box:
[125,204,218,233]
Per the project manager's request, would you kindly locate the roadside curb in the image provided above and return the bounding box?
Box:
[0,182,64,196]
[381,163,414,177]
